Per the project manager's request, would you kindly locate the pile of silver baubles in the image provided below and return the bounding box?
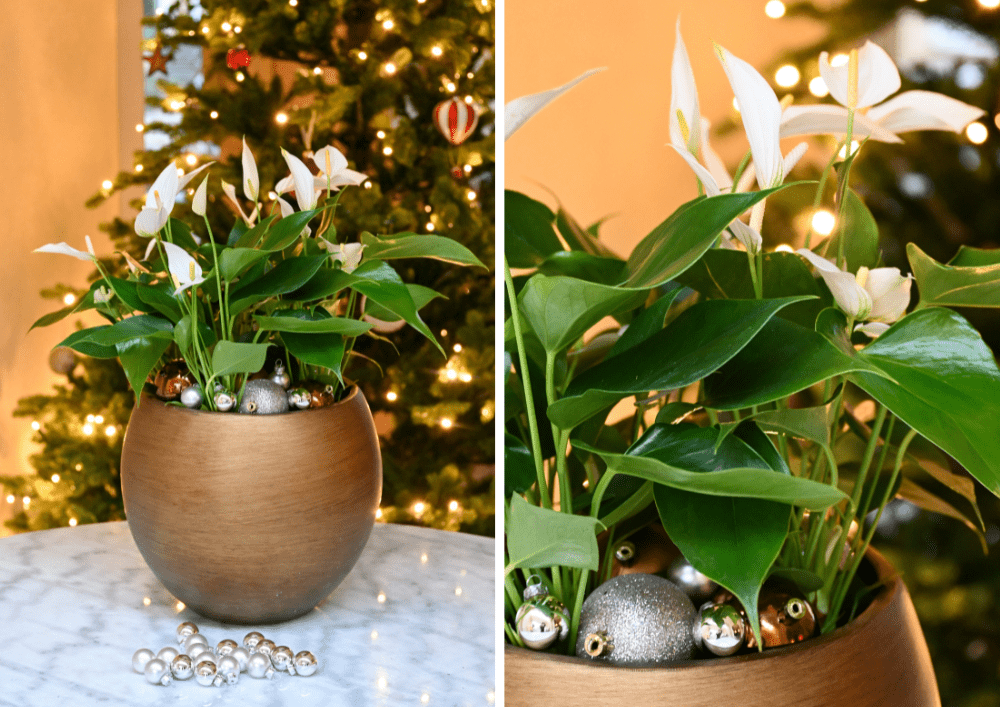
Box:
[131,622,319,687]
[174,361,297,414]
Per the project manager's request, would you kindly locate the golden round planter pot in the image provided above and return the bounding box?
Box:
[121,386,382,624]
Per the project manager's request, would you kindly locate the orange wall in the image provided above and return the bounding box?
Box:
[505,0,824,255]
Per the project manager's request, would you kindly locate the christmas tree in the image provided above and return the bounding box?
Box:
[2,0,495,536]
[761,2,999,703]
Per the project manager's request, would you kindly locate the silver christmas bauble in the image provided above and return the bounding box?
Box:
[195,660,217,686]
[270,646,294,672]
[230,646,250,671]
[694,602,746,657]
[187,643,210,660]
[216,639,238,657]
[271,361,291,389]
[247,651,275,679]
[239,379,289,414]
[214,391,235,412]
[243,631,264,650]
[667,557,719,604]
[180,384,205,409]
[194,651,217,666]
[293,650,318,677]
[132,648,154,674]
[287,388,311,409]
[171,654,193,680]
[156,646,179,664]
[218,655,240,684]
[176,621,199,644]
[144,658,172,685]
[575,574,697,667]
[515,595,570,650]
[184,633,209,651]
[255,639,276,657]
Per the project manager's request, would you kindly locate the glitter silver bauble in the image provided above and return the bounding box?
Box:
[243,631,264,650]
[216,639,238,657]
[230,646,250,671]
[171,654,193,680]
[180,384,205,409]
[132,648,154,673]
[176,621,199,644]
[214,391,235,412]
[575,574,697,667]
[239,379,289,414]
[271,361,291,389]
[694,602,746,657]
[187,643,211,660]
[157,646,179,663]
[247,651,275,679]
[195,660,217,686]
[144,658,172,685]
[218,655,240,684]
[667,557,719,604]
[514,577,570,650]
[255,639,276,657]
[293,650,318,677]
[184,633,209,652]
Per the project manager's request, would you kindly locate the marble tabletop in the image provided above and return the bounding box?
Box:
[0,521,495,706]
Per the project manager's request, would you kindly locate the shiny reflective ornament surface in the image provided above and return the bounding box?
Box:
[271,645,294,672]
[271,361,291,389]
[239,379,290,415]
[144,658,172,685]
[582,631,613,658]
[694,602,746,657]
[187,643,210,660]
[214,391,235,412]
[575,574,696,666]
[714,577,818,649]
[132,648,154,673]
[156,646,179,663]
[195,660,217,686]
[243,632,264,650]
[170,654,193,680]
[230,646,250,671]
[218,655,240,684]
[194,650,217,666]
[302,381,337,408]
[293,650,318,677]
[514,576,570,650]
[608,523,677,578]
[184,633,208,651]
[176,621,199,644]
[287,388,310,409]
[216,639,238,657]
[668,557,719,604]
[154,360,194,400]
[180,384,204,409]
[614,541,636,566]
[246,651,275,679]
[255,639,276,657]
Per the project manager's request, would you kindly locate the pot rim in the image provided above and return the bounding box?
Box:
[138,383,361,417]
[506,546,901,670]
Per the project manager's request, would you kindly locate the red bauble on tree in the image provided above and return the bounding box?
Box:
[432,97,478,145]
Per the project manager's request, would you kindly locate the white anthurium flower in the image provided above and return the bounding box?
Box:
[178,162,212,190]
[797,249,912,335]
[192,175,209,217]
[242,137,259,202]
[281,148,319,211]
[324,242,365,273]
[781,41,984,142]
[221,179,258,226]
[162,241,206,295]
[669,20,700,157]
[276,196,312,238]
[504,68,606,141]
[133,162,212,238]
[699,118,732,191]
[312,145,367,190]
[94,287,113,304]
[34,236,97,262]
[275,175,295,196]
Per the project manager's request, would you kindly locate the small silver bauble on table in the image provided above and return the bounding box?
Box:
[243,631,264,651]
[270,645,294,673]
[184,633,208,652]
[216,639,238,657]
[176,621,199,645]
[575,573,697,667]
[195,660,217,686]
[667,557,719,605]
[230,646,250,672]
[187,643,211,660]
[293,650,318,677]
[246,651,275,679]
[239,379,290,414]
[694,602,746,657]
[194,651,218,667]
[171,654,193,680]
[255,639,276,657]
[179,384,205,409]
[214,390,235,412]
[132,648,154,674]
[514,575,571,651]
[271,360,291,389]
[144,657,172,685]
[218,655,240,685]
[156,646,179,664]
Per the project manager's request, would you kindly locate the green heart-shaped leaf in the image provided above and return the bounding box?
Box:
[505,494,604,576]
[505,190,564,267]
[907,242,1000,309]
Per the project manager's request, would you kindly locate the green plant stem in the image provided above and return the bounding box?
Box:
[805,141,844,250]
[858,416,896,520]
[545,352,572,515]
[567,567,589,654]
[504,258,549,508]
[746,250,762,299]
[848,404,888,516]
[202,216,226,342]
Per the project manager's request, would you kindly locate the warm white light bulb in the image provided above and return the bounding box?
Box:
[448,500,459,511]
[233,25,242,34]
[102,180,113,190]
[966,121,988,144]
[426,222,435,231]
[94,415,104,424]
[765,0,786,17]
[185,154,197,166]
[979,0,1000,8]
[313,66,322,75]
[440,418,453,429]
[453,343,462,352]
[105,425,116,437]
[384,62,396,75]
[382,146,393,156]
[275,112,289,125]
[446,369,458,380]
[775,65,800,88]
[376,130,386,138]
[386,391,397,401]
[235,72,245,82]
[135,123,144,132]
[466,190,476,201]
[63,293,76,305]
[431,46,443,57]
[69,518,78,526]
[51,474,60,483]
[210,110,219,119]
[221,21,232,31]
[459,373,472,382]
[358,51,368,61]
[135,164,144,172]
[5,495,14,504]
[82,423,94,436]
[446,82,456,92]
[808,76,829,97]
[812,209,837,236]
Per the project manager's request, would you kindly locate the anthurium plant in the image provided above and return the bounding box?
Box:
[503,26,1000,654]
[33,140,485,410]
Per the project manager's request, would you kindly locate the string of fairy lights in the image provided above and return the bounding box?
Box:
[756,0,1000,246]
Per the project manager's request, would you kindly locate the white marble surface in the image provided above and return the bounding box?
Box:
[0,521,495,706]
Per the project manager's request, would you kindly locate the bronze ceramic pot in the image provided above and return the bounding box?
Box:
[506,548,940,707]
[120,386,382,624]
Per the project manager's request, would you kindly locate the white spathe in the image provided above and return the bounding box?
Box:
[320,241,365,273]
[162,241,206,295]
[34,237,96,262]
[820,41,901,109]
[504,68,605,141]
[134,161,212,238]
[242,137,260,202]
[669,19,700,157]
[192,176,209,217]
[313,145,367,190]
[281,148,319,211]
